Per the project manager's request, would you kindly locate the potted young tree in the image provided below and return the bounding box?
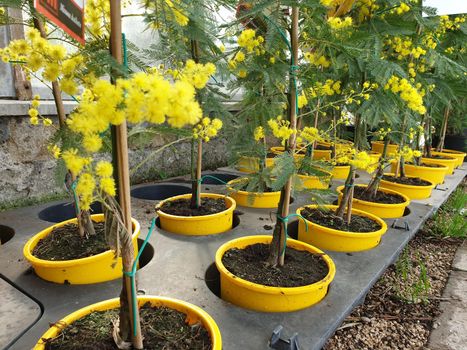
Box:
[156,114,237,235]
[0,2,141,284]
[215,2,340,313]
[28,1,223,348]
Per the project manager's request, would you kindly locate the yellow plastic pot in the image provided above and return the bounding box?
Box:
[227,179,280,208]
[422,153,457,175]
[336,184,410,218]
[215,235,335,312]
[236,156,275,173]
[296,205,387,252]
[379,173,435,200]
[371,141,398,154]
[33,296,222,350]
[391,161,448,185]
[369,151,381,164]
[23,214,140,284]
[156,193,235,235]
[312,149,332,160]
[270,146,305,160]
[317,140,354,152]
[331,165,351,179]
[296,173,331,189]
[438,149,466,168]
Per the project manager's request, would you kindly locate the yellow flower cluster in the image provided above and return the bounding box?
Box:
[85,0,110,37]
[268,117,294,146]
[356,0,379,22]
[61,66,209,209]
[95,161,116,197]
[384,76,426,114]
[180,60,216,89]
[68,71,203,142]
[193,117,223,142]
[48,144,61,159]
[320,0,340,7]
[254,126,265,141]
[62,149,91,177]
[390,2,410,15]
[327,17,353,30]
[0,29,83,95]
[60,151,116,209]
[237,29,264,53]
[298,127,322,144]
[349,151,376,173]
[303,52,331,68]
[309,79,342,97]
[439,15,465,33]
[164,0,189,26]
[27,95,53,126]
[385,37,426,60]
[376,127,392,141]
[298,93,309,109]
[396,146,421,163]
[75,173,96,210]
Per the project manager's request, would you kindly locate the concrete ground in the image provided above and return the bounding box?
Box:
[428,241,467,350]
[0,277,41,348]
[0,166,465,350]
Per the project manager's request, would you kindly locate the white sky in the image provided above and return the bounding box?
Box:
[423,0,467,16]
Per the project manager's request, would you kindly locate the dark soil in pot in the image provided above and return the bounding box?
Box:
[424,155,453,160]
[301,207,381,233]
[413,162,445,168]
[353,186,406,204]
[32,222,109,260]
[44,303,212,350]
[158,197,227,216]
[237,185,277,193]
[382,175,432,187]
[222,243,328,287]
[315,144,331,150]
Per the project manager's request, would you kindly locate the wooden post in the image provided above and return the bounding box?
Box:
[277,6,299,266]
[30,11,66,127]
[7,8,32,100]
[109,1,143,349]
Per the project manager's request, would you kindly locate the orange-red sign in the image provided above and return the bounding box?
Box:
[35,0,85,44]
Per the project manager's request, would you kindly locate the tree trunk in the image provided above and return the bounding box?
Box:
[268,6,299,267]
[190,140,202,209]
[364,137,389,199]
[424,114,433,158]
[335,165,356,219]
[436,105,450,152]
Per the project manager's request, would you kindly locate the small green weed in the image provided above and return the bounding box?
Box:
[394,250,431,304]
[427,185,467,238]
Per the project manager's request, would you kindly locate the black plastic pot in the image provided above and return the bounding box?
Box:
[38,202,103,223]
[433,132,467,153]
[131,184,191,200]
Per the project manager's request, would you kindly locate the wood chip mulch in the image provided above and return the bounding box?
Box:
[324,230,463,350]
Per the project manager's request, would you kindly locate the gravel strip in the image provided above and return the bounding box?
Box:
[324,227,463,350]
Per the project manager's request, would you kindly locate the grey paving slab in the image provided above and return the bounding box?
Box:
[428,264,467,350]
[0,276,42,349]
[0,167,465,350]
[452,241,467,272]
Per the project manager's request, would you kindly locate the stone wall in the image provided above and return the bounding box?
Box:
[0,104,228,208]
